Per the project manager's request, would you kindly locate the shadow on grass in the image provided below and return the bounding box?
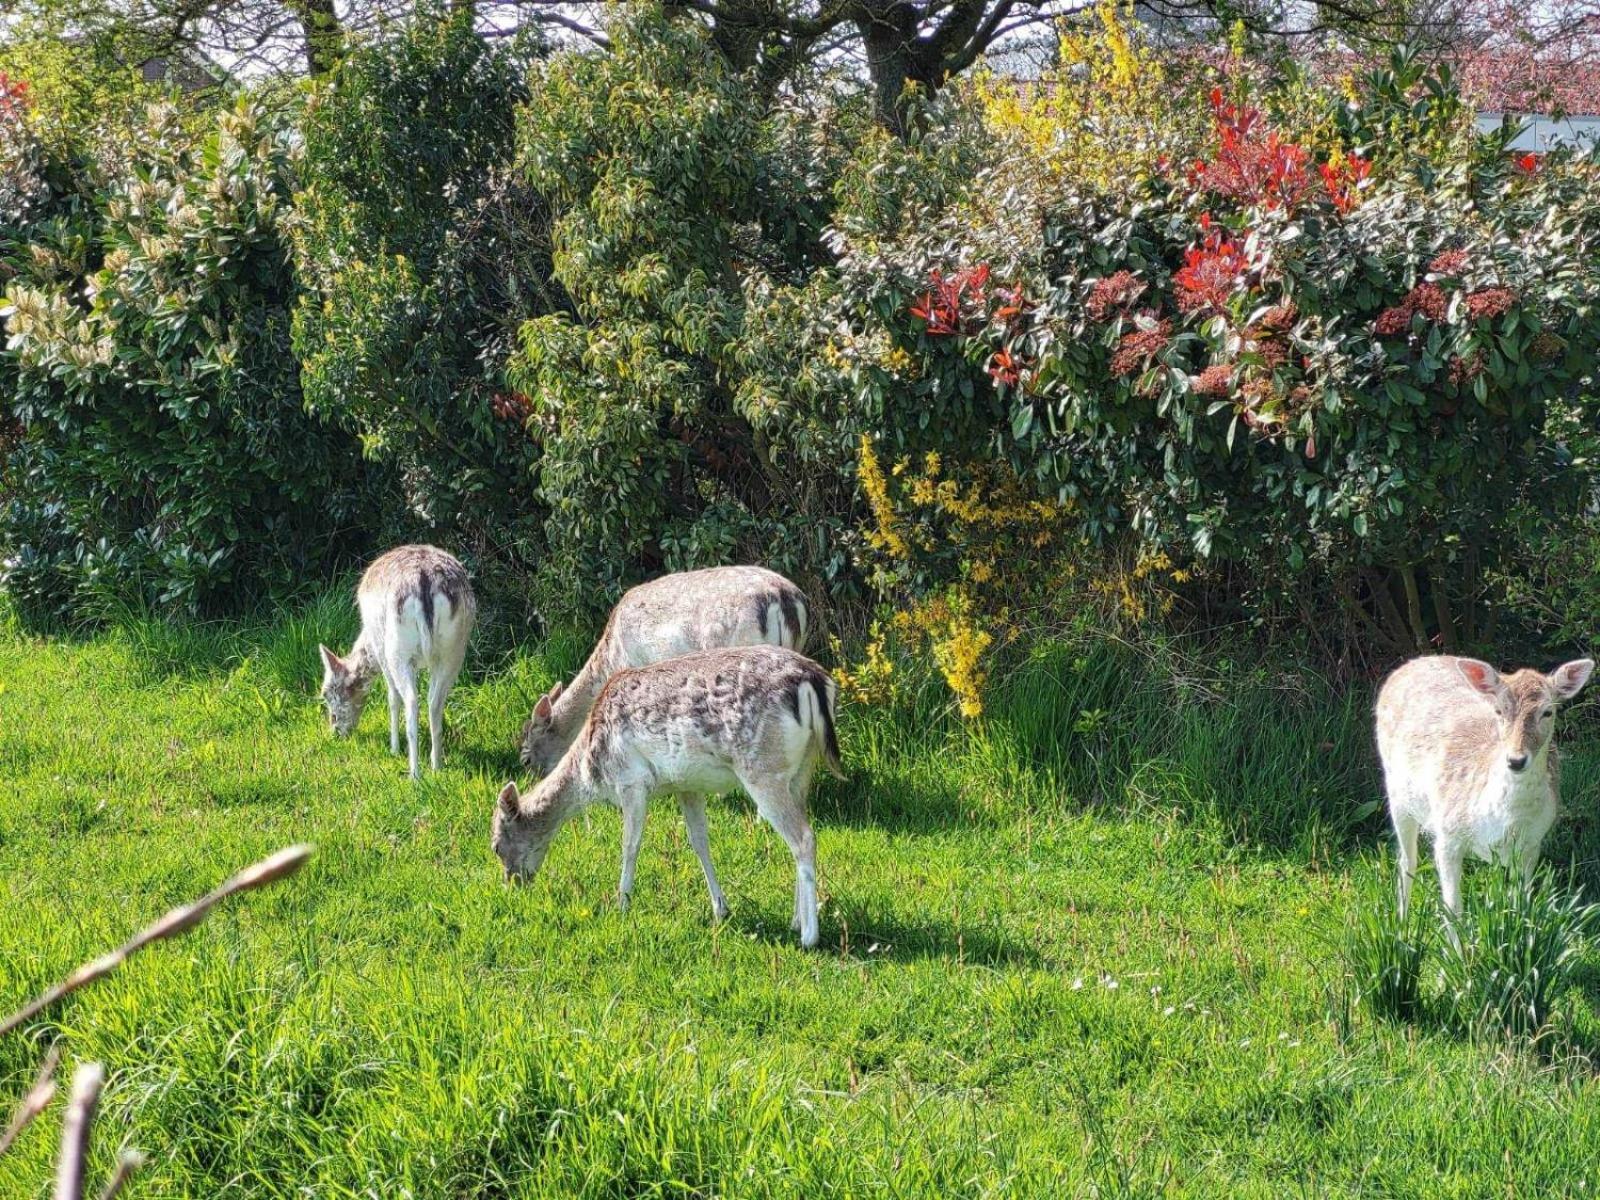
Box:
[454,742,527,783]
[726,903,1050,969]
[811,770,1005,834]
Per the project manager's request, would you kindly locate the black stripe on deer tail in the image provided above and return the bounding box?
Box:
[400,568,437,631]
[778,589,804,649]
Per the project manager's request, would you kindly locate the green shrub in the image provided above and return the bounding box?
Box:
[828,45,1600,668]
[508,5,863,620]
[290,7,551,569]
[2,99,368,622]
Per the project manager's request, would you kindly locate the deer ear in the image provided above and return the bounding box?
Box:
[498,781,520,816]
[550,680,565,702]
[533,694,553,722]
[319,644,343,674]
[1456,657,1505,699]
[1552,659,1595,700]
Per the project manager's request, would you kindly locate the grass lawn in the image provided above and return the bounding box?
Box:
[5,595,1600,1197]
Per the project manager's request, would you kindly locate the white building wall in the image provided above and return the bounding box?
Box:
[1475,113,1600,151]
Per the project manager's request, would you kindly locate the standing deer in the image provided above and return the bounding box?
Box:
[1376,654,1594,921]
[319,545,475,778]
[493,646,843,948]
[519,566,811,774]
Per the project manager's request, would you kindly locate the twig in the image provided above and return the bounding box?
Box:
[98,1150,143,1200]
[0,1042,61,1156]
[53,1063,103,1200]
[1,845,313,1039]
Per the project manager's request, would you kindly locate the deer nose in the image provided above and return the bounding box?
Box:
[1507,753,1529,773]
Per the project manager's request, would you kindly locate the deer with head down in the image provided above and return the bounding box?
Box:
[1376,654,1594,921]
[494,645,842,948]
[318,545,475,779]
[519,566,811,774]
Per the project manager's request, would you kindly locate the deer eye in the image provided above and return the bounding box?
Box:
[1541,708,1554,720]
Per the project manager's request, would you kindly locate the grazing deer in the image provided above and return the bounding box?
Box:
[519,565,811,774]
[1376,654,1594,921]
[493,645,843,948]
[319,545,475,778]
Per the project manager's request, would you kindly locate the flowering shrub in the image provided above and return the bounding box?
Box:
[822,37,1600,673]
[854,435,1072,717]
[982,62,1600,651]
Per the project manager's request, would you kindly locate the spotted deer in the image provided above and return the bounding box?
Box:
[494,645,842,948]
[319,545,475,778]
[1376,654,1594,921]
[519,566,811,774]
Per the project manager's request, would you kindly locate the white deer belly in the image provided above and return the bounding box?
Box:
[611,741,741,797]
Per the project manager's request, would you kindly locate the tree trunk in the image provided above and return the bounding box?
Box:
[1399,564,1428,651]
[285,0,344,76]
[1363,567,1414,656]
[854,1,946,135]
[1429,565,1457,653]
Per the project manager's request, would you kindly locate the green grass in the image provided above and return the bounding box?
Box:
[5,599,1600,1197]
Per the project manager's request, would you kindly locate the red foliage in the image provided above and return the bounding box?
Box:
[1428,249,1470,277]
[1447,353,1483,388]
[1374,282,1449,337]
[987,349,1022,388]
[1374,306,1412,337]
[1174,226,1250,315]
[491,391,533,423]
[1250,335,1289,369]
[1317,155,1370,215]
[1085,270,1146,322]
[0,72,29,123]
[1194,363,1234,397]
[1406,283,1449,321]
[1191,91,1315,212]
[909,264,992,336]
[1257,302,1297,333]
[991,280,1034,334]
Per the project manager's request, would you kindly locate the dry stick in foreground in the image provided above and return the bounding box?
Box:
[96,1150,144,1200]
[53,1062,103,1200]
[0,845,313,1196]
[0,1042,61,1155]
[0,844,314,1038]
[52,1063,144,1200]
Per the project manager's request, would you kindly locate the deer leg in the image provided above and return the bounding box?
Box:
[1393,811,1419,921]
[679,794,729,922]
[617,791,649,912]
[392,664,420,780]
[426,664,459,772]
[1435,841,1465,948]
[747,777,819,949]
[383,666,401,756]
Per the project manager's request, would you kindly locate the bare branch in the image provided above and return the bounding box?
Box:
[0,845,314,1039]
[0,1043,61,1158]
[97,1151,144,1200]
[53,1063,103,1200]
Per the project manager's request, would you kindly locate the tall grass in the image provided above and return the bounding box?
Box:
[1439,864,1599,1043]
